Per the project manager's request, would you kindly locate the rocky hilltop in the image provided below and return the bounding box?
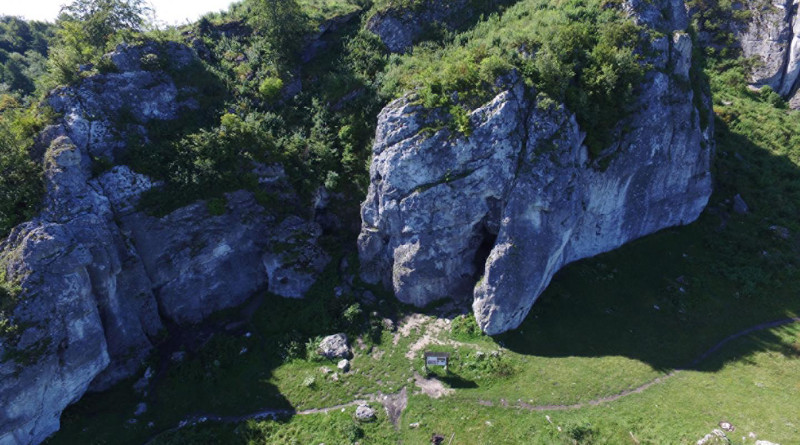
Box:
[0,43,328,445]
[358,0,714,334]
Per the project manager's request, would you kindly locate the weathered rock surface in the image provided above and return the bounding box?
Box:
[355,404,376,421]
[317,333,350,359]
[734,0,800,105]
[359,0,713,334]
[0,42,328,445]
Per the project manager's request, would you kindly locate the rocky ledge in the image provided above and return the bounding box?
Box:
[358,0,714,335]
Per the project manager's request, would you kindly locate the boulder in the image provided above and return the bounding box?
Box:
[318,333,350,359]
[355,404,376,421]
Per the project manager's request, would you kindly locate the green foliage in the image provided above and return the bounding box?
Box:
[59,0,151,49]
[0,16,53,96]
[245,0,310,70]
[687,0,751,59]
[381,0,647,154]
[342,302,363,324]
[46,0,151,86]
[131,111,276,216]
[0,104,44,237]
[258,75,283,101]
[450,313,483,341]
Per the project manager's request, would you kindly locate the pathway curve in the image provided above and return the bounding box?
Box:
[145,317,800,442]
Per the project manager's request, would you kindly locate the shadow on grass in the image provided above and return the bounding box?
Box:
[436,373,479,389]
[491,115,800,373]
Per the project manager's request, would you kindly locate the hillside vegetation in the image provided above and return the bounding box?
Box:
[0,0,798,443]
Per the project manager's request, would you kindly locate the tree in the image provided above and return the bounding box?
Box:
[248,0,308,68]
[59,0,151,49]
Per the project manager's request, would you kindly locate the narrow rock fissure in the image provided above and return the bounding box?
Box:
[472,224,498,282]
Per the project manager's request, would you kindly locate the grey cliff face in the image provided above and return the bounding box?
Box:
[735,0,800,105]
[359,0,713,334]
[0,43,328,445]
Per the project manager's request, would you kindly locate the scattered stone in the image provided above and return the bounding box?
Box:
[126,418,138,425]
[409,422,420,429]
[133,367,154,394]
[134,403,147,416]
[320,366,332,375]
[696,428,730,445]
[338,359,351,372]
[769,225,791,240]
[318,333,351,359]
[733,194,750,215]
[382,318,395,331]
[719,421,734,432]
[755,440,779,445]
[331,373,339,382]
[239,347,248,355]
[170,351,187,363]
[431,433,445,445]
[355,404,376,422]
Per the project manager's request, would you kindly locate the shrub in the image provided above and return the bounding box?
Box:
[0,107,45,237]
[342,303,363,325]
[258,76,283,101]
[450,313,483,340]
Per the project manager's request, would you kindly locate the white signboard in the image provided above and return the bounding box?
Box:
[426,356,448,366]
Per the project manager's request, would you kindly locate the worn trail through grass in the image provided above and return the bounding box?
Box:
[146,317,800,442]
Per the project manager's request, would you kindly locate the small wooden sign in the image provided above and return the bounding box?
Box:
[424,351,450,370]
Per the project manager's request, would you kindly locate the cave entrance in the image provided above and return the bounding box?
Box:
[473,225,498,281]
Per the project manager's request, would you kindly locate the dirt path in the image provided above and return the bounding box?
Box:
[145,317,800,442]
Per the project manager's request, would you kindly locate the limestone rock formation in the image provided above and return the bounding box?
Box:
[359,0,713,334]
[0,43,328,445]
[735,0,800,106]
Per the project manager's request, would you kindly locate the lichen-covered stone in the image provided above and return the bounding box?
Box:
[318,333,350,359]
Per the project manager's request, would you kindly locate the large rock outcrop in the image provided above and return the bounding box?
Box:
[359,0,713,334]
[0,43,328,445]
[734,0,800,105]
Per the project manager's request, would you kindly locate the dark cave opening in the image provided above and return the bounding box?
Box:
[473,225,498,281]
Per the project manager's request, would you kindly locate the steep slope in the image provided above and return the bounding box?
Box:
[359,0,713,334]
